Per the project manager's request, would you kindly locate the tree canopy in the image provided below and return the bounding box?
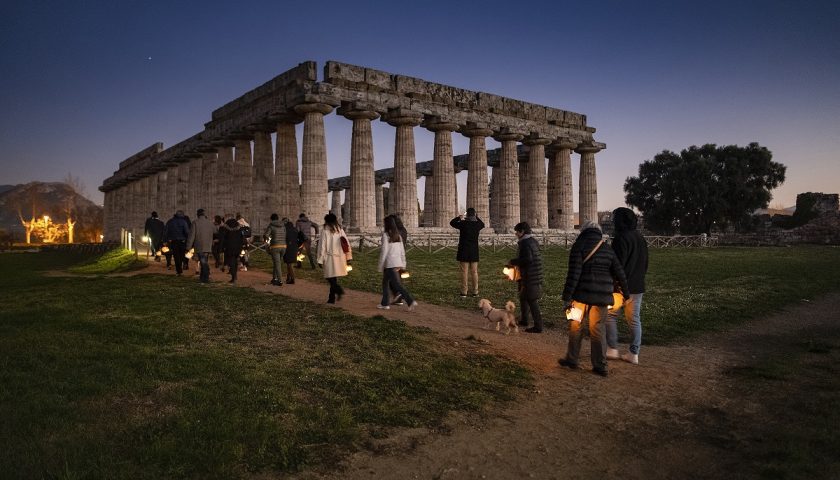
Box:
[624,143,786,234]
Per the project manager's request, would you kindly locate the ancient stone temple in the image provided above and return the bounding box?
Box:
[99,61,605,241]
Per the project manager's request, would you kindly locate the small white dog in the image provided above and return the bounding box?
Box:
[478,299,519,335]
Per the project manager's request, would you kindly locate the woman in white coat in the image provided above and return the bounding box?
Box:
[316,213,351,304]
[377,215,418,310]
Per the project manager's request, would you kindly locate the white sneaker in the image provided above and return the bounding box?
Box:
[408,301,418,311]
[606,348,620,360]
[376,304,390,310]
[621,352,639,365]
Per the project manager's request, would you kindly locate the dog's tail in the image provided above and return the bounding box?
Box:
[505,301,516,313]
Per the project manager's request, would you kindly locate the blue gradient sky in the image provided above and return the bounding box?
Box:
[1,0,838,212]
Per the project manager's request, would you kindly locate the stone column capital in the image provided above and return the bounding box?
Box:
[461,127,494,138]
[267,112,304,125]
[294,102,335,116]
[548,137,579,152]
[383,108,424,127]
[575,142,603,154]
[493,127,526,142]
[424,120,460,133]
[522,135,552,147]
[338,108,380,121]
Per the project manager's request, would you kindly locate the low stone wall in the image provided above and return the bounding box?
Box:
[718,213,840,246]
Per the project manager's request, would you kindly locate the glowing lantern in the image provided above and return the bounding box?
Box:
[400,269,410,279]
[608,293,624,311]
[502,265,520,281]
[161,246,170,253]
[346,265,353,272]
[565,306,583,322]
[296,253,305,262]
[185,249,194,260]
[142,235,150,243]
[240,250,246,256]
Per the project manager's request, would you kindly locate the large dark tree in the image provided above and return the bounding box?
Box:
[624,143,786,234]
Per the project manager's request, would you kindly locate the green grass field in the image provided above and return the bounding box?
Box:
[262,245,840,344]
[0,251,530,479]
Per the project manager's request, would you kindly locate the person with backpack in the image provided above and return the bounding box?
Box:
[295,213,319,269]
[558,220,630,377]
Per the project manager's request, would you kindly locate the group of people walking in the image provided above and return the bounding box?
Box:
[146,205,648,377]
[449,206,649,377]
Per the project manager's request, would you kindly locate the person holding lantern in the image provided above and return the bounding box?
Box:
[144,211,165,261]
[377,215,418,311]
[163,210,191,276]
[509,222,544,333]
[450,207,485,298]
[263,213,287,286]
[187,208,215,283]
[316,213,351,304]
[221,218,244,283]
[558,220,630,377]
[605,207,649,365]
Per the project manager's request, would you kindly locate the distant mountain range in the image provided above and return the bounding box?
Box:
[0,182,103,242]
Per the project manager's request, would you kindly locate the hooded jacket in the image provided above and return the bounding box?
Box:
[509,234,543,299]
[163,213,190,242]
[611,207,649,294]
[264,220,287,248]
[562,227,630,306]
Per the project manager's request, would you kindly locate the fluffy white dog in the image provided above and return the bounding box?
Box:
[478,298,518,335]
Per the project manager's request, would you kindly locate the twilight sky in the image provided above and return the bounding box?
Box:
[1,0,838,212]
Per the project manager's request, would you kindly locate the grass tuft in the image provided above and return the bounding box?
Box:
[67,248,147,274]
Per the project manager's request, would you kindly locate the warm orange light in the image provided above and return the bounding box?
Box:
[346,265,353,272]
[161,246,170,253]
[566,306,583,322]
[296,253,305,262]
[608,293,624,311]
[502,266,519,281]
[400,270,410,279]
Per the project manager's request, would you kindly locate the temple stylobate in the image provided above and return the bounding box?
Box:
[99,60,605,241]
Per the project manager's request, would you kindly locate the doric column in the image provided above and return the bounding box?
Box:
[176,161,190,213]
[294,102,335,219]
[461,124,492,222]
[523,136,551,228]
[187,155,202,217]
[385,108,423,229]
[493,129,525,232]
[251,129,274,232]
[547,138,577,230]
[166,164,178,215]
[102,190,114,241]
[214,144,234,217]
[576,142,602,227]
[519,158,529,222]
[425,119,459,227]
[232,138,253,221]
[422,175,434,227]
[199,150,217,216]
[274,120,301,220]
[330,190,343,224]
[139,177,151,233]
[155,170,167,216]
[375,182,385,226]
[339,106,379,232]
[343,186,353,228]
[489,166,499,229]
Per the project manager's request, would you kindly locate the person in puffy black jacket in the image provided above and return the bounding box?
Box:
[282,217,299,284]
[163,210,191,276]
[509,222,544,333]
[558,220,629,377]
[605,207,649,365]
[221,218,243,283]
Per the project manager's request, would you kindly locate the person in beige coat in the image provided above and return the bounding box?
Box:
[316,213,352,304]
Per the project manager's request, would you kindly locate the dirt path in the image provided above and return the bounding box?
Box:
[133,260,839,479]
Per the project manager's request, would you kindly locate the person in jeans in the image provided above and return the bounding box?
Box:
[605,207,649,365]
[264,213,287,286]
[282,217,299,284]
[296,213,319,269]
[316,213,350,304]
[187,208,215,283]
[450,207,484,298]
[221,218,243,283]
[509,222,544,333]
[558,220,630,377]
[377,215,418,311]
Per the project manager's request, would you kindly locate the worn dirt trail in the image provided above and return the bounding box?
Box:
[136,259,839,480]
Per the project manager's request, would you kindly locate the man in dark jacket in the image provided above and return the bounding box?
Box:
[187,209,215,283]
[295,213,319,269]
[605,207,649,365]
[221,218,244,283]
[509,222,544,333]
[559,220,630,377]
[282,217,299,284]
[163,210,191,276]
[450,207,485,297]
[144,211,165,261]
[264,213,287,286]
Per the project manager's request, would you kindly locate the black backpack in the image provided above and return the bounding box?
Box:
[240,225,252,238]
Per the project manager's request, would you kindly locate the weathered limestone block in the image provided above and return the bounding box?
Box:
[233,139,253,221]
[524,137,550,228]
[426,121,459,227]
[214,145,234,217]
[274,122,301,221]
[576,143,602,226]
[547,138,577,230]
[295,102,335,220]
[340,107,379,231]
[251,130,274,232]
[493,129,525,232]
[461,124,493,222]
[385,108,423,229]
